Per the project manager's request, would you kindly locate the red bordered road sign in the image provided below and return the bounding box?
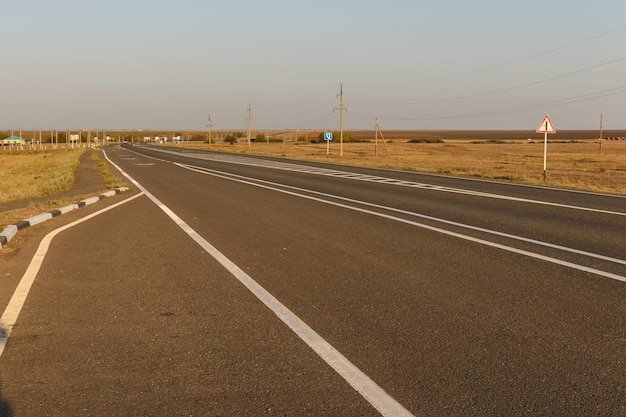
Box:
[536,115,556,134]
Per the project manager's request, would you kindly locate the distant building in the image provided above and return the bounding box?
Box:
[1,135,25,146]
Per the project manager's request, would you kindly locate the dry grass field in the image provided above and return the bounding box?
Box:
[0,147,124,229]
[0,148,83,204]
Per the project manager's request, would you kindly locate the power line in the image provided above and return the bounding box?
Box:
[349,85,626,122]
[411,25,626,85]
[347,55,626,106]
[346,24,626,87]
[285,98,337,119]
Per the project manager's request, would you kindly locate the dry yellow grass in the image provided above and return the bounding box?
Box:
[0,146,129,229]
[0,147,94,229]
[170,139,626,195]
[90,149,128,190]
[0,148,85,204]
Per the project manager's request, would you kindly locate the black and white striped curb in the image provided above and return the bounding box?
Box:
[0,187,130,248]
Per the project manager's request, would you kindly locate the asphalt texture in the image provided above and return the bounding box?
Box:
[1,144,624,416]
[0,148,129,305]
[2,196,377,416]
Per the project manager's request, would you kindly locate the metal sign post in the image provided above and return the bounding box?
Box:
[536,115,557,181]
[324,131,333,157]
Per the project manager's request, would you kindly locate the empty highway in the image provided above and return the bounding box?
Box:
[1,143,624,416]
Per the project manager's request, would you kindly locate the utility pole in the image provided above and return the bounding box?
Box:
[334,83,347,157]
[375,118,390,157]
[599,113,603,141]
[599,113,603,155]
[246,103,253,147]
[207,114,213,145]
[375,118,379,157]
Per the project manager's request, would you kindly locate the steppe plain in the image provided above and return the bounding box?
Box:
[1,129,625,231]
[167,129,626,195]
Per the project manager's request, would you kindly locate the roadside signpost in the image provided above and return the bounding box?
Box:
[536,115,556,181]
[324,131,333,157]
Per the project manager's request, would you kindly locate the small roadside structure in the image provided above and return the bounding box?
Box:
[1,135,25,146]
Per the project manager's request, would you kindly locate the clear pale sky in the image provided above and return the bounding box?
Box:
[2,0,625,131]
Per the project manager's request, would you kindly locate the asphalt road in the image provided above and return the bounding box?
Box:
[1,143,624,416]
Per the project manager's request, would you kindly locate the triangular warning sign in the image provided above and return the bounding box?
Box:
[536,115,556,134]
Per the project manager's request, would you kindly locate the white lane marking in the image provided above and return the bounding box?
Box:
[178,164,626,268]
[104,151,415,416]
[0,193,144,359]
[124,142,626,278]
[136,145,626,217]
[176,162,626,284]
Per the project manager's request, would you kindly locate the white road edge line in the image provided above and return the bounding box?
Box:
[137,144,626,217]
[103,150,416,417]
[176,162,626,284]
[0,192,145,359]
[178,163,626,268]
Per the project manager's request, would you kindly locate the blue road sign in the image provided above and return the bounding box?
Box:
[324,131,333,141]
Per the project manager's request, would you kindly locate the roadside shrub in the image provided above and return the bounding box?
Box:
[407,138,444,143]
[317,131,352,143]
[470,139,506,144]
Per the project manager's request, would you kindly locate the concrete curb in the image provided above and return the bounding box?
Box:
[0,187,130,248]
